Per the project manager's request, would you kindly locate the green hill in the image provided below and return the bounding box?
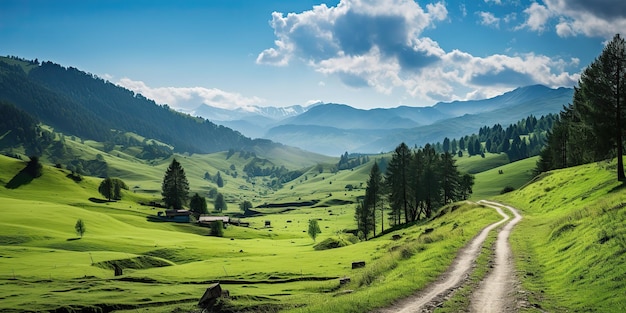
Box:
[499,160,626,311]
[0,153,504,312]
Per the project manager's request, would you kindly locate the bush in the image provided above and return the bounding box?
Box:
[500,186,515,194]
[210,221,224,237]
[313,236,355,250]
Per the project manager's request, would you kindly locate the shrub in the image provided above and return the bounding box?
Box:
[210,221,224,237]
[500,186,515,194]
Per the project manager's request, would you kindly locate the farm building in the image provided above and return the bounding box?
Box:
[198,216,230,224]
[157,209,192,223]
[197,216,249,227]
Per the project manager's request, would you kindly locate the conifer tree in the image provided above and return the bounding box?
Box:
[161,158,189,209]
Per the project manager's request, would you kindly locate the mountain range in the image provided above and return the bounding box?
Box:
[195,85,574,156]
[0,56,574,158]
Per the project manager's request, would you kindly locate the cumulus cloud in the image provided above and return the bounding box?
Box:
[518,0,626,38]
[117,78,265,113]
[257,0,580,104]
[478,11,500,28]
[517,2,552,32]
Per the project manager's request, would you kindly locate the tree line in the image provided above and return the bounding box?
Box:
[355,143,474,240]
[536,34,626,181]
[428,114,557,162]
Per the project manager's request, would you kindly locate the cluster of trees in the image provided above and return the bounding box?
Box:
[537,34,626,181]
[355,143,474,240]
[163,158,226,216]
[336,152,370,170]
[430,114,556,162]
[98,177,128,201]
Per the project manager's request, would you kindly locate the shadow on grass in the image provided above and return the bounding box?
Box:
[5,169,34,189]
[88,197,113,203]
[608,181,626,194]
[66,237,81,241]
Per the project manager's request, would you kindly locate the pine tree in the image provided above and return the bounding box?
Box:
[386,143,412,224]
[577,34,626,180]
[440,152,461,204]
[364,163,383,236]
[161,158,189,209]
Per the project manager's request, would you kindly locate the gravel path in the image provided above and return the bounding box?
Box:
[376,201,513,313]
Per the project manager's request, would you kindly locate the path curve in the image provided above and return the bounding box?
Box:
[377,201,511,313]
[470,201,522,313]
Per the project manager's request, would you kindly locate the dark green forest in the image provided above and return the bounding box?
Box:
[537,34,626,181]
[0,57,253,154]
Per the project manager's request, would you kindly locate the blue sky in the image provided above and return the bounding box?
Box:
[1,0,624,111]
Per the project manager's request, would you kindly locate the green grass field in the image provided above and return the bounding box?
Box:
[5,133,620,312]
[498,160,626,312]
[0,154,504,312]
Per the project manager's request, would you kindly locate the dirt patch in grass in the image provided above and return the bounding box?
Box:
[92,255,174,270]
[257,200,320,208]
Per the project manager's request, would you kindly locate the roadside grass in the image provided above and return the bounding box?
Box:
[281,203,502,313]
[499,160,626,312]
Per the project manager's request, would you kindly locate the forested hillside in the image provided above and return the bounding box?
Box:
[0,56,252,154]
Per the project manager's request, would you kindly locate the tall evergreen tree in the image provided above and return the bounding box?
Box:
[576,34,626,180]
[440,152,461,204]
[354,199,374,240]
[364,162,383,236]
[386,143,412,224]
[537,34,626,180]
[161,158,189,209]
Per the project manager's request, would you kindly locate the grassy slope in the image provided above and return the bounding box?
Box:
[470,156,538,200]
[498,160,626,312]
[0,154,503,312]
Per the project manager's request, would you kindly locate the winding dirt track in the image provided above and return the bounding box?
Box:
[377,201,521,313]
[471,201,522,313]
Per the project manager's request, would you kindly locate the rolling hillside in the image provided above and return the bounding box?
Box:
[0,56,280,155]
[499,160,626,311]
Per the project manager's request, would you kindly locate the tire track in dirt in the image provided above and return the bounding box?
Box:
[377,201,511,313]
[470,201,522,313]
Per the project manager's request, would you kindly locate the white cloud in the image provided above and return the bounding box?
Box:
[517,0,626,38]
[116,78,265,112]
[517,2,552,32]
[478,11,500,28]
[257,0,580,104]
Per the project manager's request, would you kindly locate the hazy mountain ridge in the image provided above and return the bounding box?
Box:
[194,84,573,156]
[265,85,572,155]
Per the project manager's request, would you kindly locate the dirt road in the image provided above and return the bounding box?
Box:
[377,201,521,313]
[470,201,522,313]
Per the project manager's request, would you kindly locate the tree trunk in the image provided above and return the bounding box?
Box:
[617,51,625,181]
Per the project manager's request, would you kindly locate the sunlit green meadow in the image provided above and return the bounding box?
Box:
[0,154,503,312]
[499,160,626,312]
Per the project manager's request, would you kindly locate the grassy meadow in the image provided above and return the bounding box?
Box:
[0,150,509,312]
[499,160,626,312]
[2,131,594,313]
